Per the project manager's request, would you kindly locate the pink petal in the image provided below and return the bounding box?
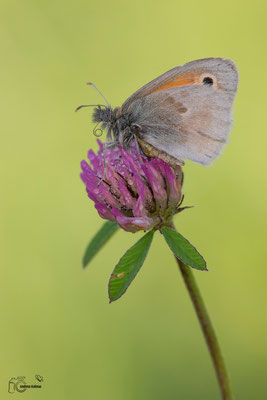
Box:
[118,179,136,209]
[87,149,100,170]
[133,187,147,217]
[95,203,115,221]
[142,163,167,208]
[163,163,182,208]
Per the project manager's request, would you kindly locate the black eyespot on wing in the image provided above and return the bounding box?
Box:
[202,76,213,86]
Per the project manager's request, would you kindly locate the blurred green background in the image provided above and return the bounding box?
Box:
[1,0,267,398]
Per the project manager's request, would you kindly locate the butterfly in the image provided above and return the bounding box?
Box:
[77,58,239,167]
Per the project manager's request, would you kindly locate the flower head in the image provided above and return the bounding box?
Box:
[80,140,183,232]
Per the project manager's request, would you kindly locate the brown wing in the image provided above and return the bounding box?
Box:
[122,59,239,165]
[122,58,238,109]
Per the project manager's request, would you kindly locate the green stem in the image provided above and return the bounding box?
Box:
[175,256,234,399]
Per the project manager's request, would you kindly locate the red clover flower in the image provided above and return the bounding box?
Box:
[81,140,184,233]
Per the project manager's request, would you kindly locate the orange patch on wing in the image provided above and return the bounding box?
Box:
[152,72,201,94]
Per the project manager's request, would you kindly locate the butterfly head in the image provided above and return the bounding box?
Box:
[92,105,113,125]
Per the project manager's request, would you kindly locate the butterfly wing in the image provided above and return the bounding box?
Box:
[122,58,239,165]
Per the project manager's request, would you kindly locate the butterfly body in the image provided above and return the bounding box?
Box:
[91,58,239,166]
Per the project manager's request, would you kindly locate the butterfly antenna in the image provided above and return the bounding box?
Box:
[75,104,107,112]
[87,82,111,108]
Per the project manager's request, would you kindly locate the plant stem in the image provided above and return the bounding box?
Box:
[175,256,234,400]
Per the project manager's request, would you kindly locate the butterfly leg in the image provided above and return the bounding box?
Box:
[134,135,145,163]
[97,148,106,186]
[97,141,116,186]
